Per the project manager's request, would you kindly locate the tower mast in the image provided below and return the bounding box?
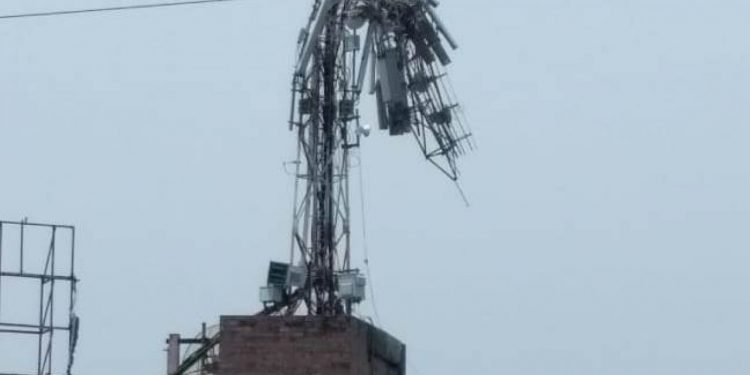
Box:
[290,1,356,316]
[264,0,472,317]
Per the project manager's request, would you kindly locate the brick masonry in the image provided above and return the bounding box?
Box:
[219,315,406,375]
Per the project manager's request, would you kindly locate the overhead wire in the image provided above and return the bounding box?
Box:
[357,153,432,375]
[454,180,471,207]
[0,0,246,20]
[356,151,382,327]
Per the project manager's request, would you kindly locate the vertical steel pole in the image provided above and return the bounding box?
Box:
[200,322,207,374]
[20,220,25,273]
[37,277,44,375]
[49,227,56,375]
[67,226,77,375]
[0,222,3,320]
[70,227,76,320]
[167,334,181,375]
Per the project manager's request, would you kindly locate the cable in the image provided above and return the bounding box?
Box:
[0,0,245,20]
[357,151,382,326]
[356,155,434,375]
[408,362,426,375]
[454,180,471,207]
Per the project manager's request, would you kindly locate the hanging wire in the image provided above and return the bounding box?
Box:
[0,0,246,20]
[356,151,382,326]
[357,152,435,375]
[408,362,427,375]
[454,180,471,207]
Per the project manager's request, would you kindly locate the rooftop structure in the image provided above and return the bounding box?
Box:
[0,219,79,375]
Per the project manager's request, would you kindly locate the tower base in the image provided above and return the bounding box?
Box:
[219,315,406,375]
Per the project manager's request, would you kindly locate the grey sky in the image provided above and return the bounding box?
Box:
[1,0,749,374]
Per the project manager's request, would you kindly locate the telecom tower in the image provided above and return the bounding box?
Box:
[168,1,471,373]
[259,0,473,317]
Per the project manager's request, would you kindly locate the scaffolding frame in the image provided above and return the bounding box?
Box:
[0,220,79,375]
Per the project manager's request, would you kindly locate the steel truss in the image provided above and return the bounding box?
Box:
[280,0,472,316]
[0,220,79,375]
[286,1,362,316]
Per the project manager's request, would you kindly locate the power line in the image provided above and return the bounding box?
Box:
[0,0,245,20]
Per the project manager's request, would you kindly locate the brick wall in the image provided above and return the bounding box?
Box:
[219,316,405,375]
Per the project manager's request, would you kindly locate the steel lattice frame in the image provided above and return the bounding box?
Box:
[287,2,359,316]
[0,220,79,375]
[282,0,471,316]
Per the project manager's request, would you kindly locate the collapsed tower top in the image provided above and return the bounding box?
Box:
[260,0,473,316]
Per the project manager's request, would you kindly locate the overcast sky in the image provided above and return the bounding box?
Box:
[1,0,749,374]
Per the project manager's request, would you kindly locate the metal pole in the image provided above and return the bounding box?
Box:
[49,227,56,375]
[67,226,78,375]
[0,222,3,320]
[37,277,44,375]
[69,227,76,325]
[167,334,181,375]
[20,220,25,273]
[200,323,207,374]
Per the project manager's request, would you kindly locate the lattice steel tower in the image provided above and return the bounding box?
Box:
[259,0,473,317]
